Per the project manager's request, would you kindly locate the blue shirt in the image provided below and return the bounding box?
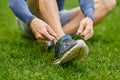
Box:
[9,0,94,25]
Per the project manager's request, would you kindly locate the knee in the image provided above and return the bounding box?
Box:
[104,0,116,12]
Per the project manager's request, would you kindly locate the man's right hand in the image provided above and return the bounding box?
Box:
[30,18,57,41]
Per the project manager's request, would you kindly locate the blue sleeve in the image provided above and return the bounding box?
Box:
[9,0,36,25]
[79,0,94,22]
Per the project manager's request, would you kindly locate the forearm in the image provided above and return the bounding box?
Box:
[79,0,94,22]
[9,0,36,25]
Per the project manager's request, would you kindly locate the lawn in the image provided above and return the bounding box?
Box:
[0,0,120,80]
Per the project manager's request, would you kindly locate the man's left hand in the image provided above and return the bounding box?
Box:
[77,17,94,41]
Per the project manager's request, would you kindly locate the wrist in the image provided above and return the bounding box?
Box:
[85,17,94,24]
[30,18,38,27]
[85,15,94,23]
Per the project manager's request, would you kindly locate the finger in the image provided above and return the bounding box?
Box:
[36,34,46,40]
[84,31,93,41]
[32,27,47,40]
[77,21,85,35]
[42,30,55,41]
[80,26,91,37]
[46,25,57,37]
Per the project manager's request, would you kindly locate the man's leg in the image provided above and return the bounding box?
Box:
[62,0,117,35]
[36,0,65,40]
[28,0,89,64]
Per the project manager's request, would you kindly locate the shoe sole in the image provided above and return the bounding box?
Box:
[71,40,89,62]
[54,40,88,64]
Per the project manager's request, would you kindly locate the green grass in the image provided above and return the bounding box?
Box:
[0,0,120,80]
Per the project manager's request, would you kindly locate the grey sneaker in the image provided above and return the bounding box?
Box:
[54,35,89,64]
[71,40,89,62]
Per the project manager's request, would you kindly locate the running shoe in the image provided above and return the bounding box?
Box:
[54,35,88,64]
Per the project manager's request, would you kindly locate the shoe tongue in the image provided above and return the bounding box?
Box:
[56,35,72,44]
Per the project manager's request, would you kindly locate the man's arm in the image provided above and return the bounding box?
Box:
[79,0,94,22]
[77,0,94,40]
[9,0,57,41]
[9,0,36,25]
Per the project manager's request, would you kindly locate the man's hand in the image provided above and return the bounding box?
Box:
[30,18,57,41]
[77,17,94,41]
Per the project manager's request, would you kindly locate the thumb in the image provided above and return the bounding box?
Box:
[77,21,85,35]
[47,25,57,37]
